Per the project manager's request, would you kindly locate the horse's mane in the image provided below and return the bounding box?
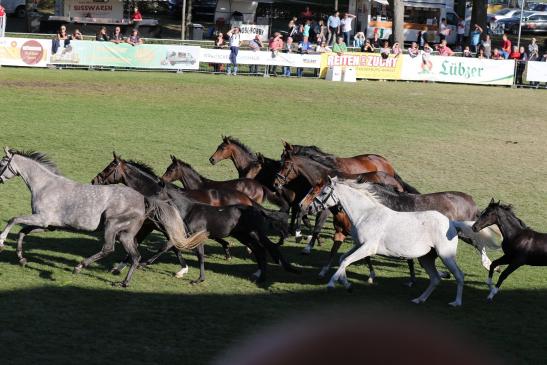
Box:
[11,149,62,175]
[125,160,158,178]
[224,136,257,158]
[174,158,207,180]
[290,145,338,170]
[497,202,528,229]
[337,180,381,206]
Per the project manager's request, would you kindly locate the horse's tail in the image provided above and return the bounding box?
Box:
[262,186,290,212]
[452,220,502,250]
[145,197,208,251]
[393,172,420,194]
[252,202,289,242]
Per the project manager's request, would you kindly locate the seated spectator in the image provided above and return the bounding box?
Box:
[408,42,420,58]
[509,45,520,60]
[476,46,487,59]
[111,26,124,44]
[528,38,539,61]
[491,48,503,60]
[248,34,263,75]
[500,34,511,59]
[380,40,390,59]
[332,36,347,55]
[361,39,375,53]
[417,27,428,49]
[370,32,381,49]
[462,46,473,58]
[421,43,433,72]
[436,39,454,56]
[126,29,143,46]
[96,26,110,42]
[353,32,366,48]
[391,42,402,57]
[315,41,331,53]
[52,25,70,54]
[72,28,83,40]
[297,36,313,77]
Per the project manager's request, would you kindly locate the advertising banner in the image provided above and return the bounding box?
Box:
[401,55,515,85]
[319,52,404,79]
[49,41,201,70]
[524,61,547,83]
[199,48,321,68]
[0,37,51,67]
[63,0,124,19]
[238,24,269,42]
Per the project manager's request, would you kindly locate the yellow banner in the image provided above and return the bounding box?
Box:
[320,52,403,80]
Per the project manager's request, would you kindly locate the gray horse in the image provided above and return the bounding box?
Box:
[0,147,208,286]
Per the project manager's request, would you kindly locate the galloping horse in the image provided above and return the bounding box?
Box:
[93,154,298,284]
[162,155,288,210]
[209,136,312,236]
[473,199,547,301]
[0,148,206,287]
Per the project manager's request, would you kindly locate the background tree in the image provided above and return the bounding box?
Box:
[470,0,488,32]
[388,0,405,48]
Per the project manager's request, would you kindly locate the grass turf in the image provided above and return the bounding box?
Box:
[0,68,546,364]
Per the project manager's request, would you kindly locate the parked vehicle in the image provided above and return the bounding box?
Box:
[531,3,547,12]
[1,0,26,18]
[518,13,547,33]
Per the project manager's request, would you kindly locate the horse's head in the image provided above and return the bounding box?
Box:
[92,152,126,185]
[309,176,340,213]
[473,198,502,232]
[300,182,326,214]
[162,155,182,183]
[0,147,17,184]
[280,140,294,161]
[209,136,234,165]
[274,152,299,189]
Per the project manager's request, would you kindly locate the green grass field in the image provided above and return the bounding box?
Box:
[0,68,546,364]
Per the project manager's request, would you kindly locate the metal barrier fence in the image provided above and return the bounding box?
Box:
[0,15,6,38]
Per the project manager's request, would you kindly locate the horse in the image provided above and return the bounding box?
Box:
[303,180,502,279]
[274,152,418,284]
[0,147,207,287]
[280,141,419,193]
[313,177,469,307]
[208,136,313,238]
[162,155,288,211]
[473,199,547,301]
[92,154,298,283]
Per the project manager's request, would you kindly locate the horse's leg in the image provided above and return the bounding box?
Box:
[190,244,206,284]
[214,238,232,260]
[302,209,329,255]
[437,254,465,307]
[328,243,376,292]
[170,247,189,278]
[486,255,511,291]
[319,239,343,278]
[74,223,118,274]
[15,226,48,266]
[0,214,48,249]
[264,188,289,212]
[289,204,298,236]
[412,252,441,304]
[488,262,522,301]
[235,233,268,282]
[255,231,299,274]
[113,220,155,274]
[117,231,142,288]
[405,259,416,287]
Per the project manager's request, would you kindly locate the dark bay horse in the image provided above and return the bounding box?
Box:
[92,154,298,283]
[281,141,419,193]
[209,136,313,237]
[162,155,288,210]
[473,199,547,301]
[0,148,206,287]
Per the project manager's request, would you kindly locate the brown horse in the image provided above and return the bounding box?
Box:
[162,155,288,211]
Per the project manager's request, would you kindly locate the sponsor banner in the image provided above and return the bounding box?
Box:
[238,24,269,42]
[524,61,547,83]
[0,37,51,67]
[49,41,200,70]
[320,52,404,79]
[401,54,515,85]
[199,48,321,68]
[64,0,123,19]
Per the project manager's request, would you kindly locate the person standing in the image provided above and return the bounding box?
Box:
[469,24,483,53]
[297,36,313,77]
[340,13,356,46]
[268,32,284,76]
[481,34,491,59]
[226,27,241,76]
[248,34,263,75]
[456,17,465,49]
[528,38,539,61]
[327,10,341,46]
[439,18,449,42]
[515,46,528,85]
[282,37,296,77]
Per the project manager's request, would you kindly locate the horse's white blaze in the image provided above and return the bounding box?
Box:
[175,266,189,278]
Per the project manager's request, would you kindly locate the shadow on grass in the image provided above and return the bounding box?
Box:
[0,282,546,364]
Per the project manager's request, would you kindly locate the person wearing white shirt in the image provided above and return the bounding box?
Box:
[340,13,356,47]
[226,27,241,75]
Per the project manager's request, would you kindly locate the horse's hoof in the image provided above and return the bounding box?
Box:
[448,301,462,307]
[367,277,374,285]
[0,245,4,252]
[439,271,451,279]
[175,267,189,278]
[404,281,415,288]
[346,285,353,293]
[73,265,82,275]
[300,247,311,255]
[112,281,129,288]
[318,268,328,278]
[326,284,335,291]
[138,263,148,270]
[190,278,205,285]
[224,255,231,261]
[111,268,121,275]
[411,298,423,304]
[19,258,27,267]
[295,236,303,243]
